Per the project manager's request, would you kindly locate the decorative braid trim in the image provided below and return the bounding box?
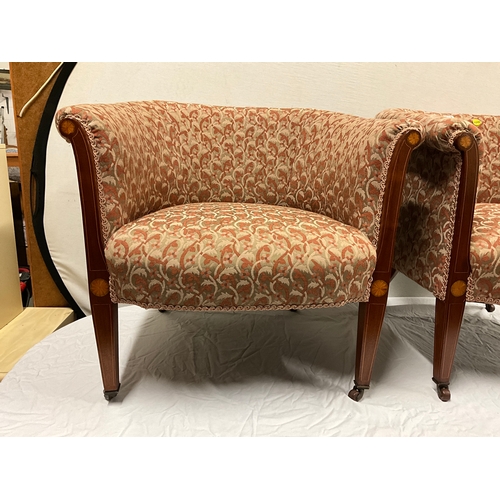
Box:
[466,294,500,305]
[438,129,466,302]
[361,280,371,303]
[107,289,368,312]
[465,283,477,302]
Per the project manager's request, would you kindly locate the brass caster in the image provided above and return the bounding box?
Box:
[434,380,451,403]
[486,304,495,313]
[348,386,365,402]
[103,384,121,401]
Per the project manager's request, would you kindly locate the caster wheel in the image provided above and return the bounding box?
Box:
[290,309,298,313]
[436,384,451,402]
[348,387,365,402]
[103,384,121,401]
[486,304,495,313]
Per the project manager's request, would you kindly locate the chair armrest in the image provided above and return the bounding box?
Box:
[376,108,481,153]
[381,110,500,204]
[450,113,500,203]
[375,108,481,300]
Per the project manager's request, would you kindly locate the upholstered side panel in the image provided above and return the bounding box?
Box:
[56,101,421,250]
[392,143,462,299]
[426,113,499,204]
[467,203,500,304]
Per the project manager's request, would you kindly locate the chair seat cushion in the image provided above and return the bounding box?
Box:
[105,202,377,310]
[468,203,500,303]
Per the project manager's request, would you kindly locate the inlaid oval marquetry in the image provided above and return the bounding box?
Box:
[450,280,466,297]
[457,134,473,151]
[406,130,421,147]
[59,118,77,137]
[90,278,109,297]
[371,280,389,297]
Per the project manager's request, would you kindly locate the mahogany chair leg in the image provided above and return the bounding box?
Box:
[90,299,120,400]
[349,296,388,402]
[432,297,466,402]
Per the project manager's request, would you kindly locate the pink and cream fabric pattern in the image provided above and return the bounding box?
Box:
[104,202,377,310]
[57,102,421,311]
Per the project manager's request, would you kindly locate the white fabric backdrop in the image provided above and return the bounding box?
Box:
[1,298,500,437]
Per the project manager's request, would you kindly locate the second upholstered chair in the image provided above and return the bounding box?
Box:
[377,108,483,401]
[56,100,423,401]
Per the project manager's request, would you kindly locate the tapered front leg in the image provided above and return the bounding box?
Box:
[90,289,120,400]
[432,297,466,402]
[349,290,388,402]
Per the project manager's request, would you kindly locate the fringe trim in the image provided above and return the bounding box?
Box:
[465,283,477,302]
[466,294,500,305]
[107,288,369,312]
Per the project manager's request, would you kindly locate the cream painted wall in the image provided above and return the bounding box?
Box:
[55,62,500,116]
[45,62,500,313]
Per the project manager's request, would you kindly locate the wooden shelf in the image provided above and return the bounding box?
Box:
[7,152,19,168]
[0,307,74,381]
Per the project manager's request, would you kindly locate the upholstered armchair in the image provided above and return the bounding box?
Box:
[376,108,482,401]
[56,100,423,401]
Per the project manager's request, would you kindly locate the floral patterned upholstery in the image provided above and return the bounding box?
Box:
[56,101,423,311]
[376,109,482,300]
[105,202,377,310]
[468,203,500,303]
[56,102,421,246]
[434,113,500,205]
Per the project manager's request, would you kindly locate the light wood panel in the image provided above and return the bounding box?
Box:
[7,151,19,167]
[0,307,74,380]
[9,62,69,308]
[0,144,23,329]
